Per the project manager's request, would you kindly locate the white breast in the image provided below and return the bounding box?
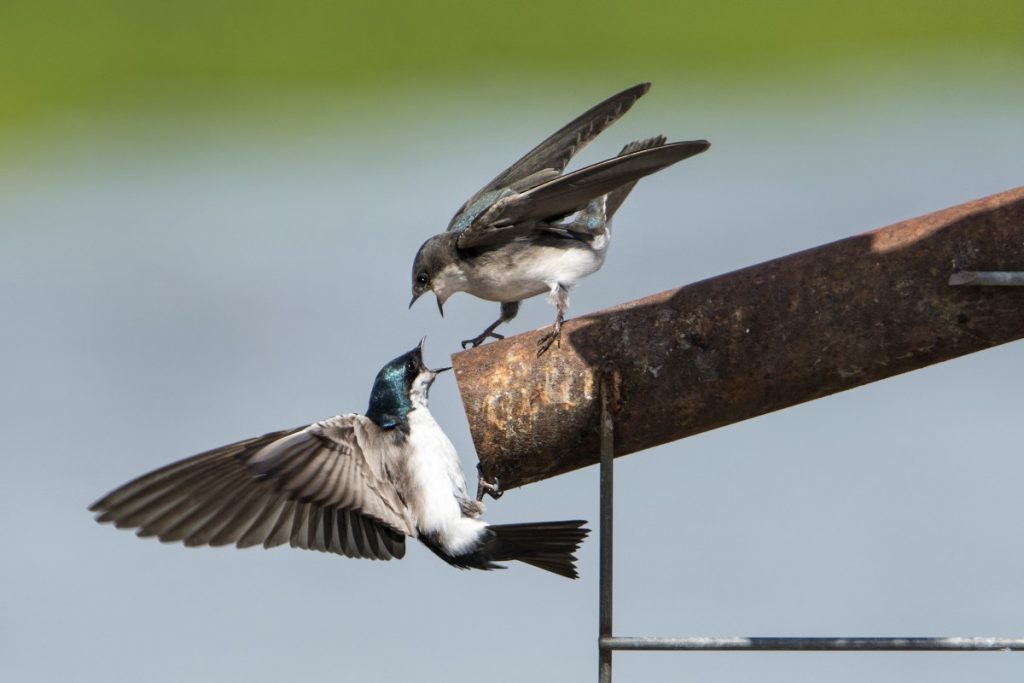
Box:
[405,407,486,554]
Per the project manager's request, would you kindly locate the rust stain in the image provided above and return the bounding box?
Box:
[453,186,1024,488]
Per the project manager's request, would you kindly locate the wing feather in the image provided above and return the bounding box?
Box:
[236,496,288,548]
[139,461,245,541]
[91,415,411,562]
[447,83,651,231]
[456,140,710,248]
[208,489,278,547]
[290,502,313,549]
[262,499,299,548]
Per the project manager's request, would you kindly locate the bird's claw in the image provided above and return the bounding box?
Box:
[461,331,505,349]
[476,464,503,502]
[536,328,561,356]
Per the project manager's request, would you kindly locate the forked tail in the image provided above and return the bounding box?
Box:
[486,520,590,579]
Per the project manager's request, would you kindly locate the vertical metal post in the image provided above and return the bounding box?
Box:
[599,371,615,683]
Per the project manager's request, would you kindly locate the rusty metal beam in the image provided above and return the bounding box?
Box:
[451,186,1024,490]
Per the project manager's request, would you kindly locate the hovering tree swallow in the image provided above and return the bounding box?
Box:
[409,82,710,354]
[91,342,589,578]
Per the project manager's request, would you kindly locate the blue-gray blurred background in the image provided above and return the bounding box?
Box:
[2,2,1023,681]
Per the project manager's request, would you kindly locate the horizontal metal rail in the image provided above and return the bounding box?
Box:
[601,636,1024,651]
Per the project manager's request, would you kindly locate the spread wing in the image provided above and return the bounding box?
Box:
[447,83,652,231]
[456,140,711,249]
[90,415,412,561]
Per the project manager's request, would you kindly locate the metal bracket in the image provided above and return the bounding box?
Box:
[596,366,1024,682]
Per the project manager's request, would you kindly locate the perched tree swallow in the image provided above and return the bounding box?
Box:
[410,82,710,354]
[91,342,589,578]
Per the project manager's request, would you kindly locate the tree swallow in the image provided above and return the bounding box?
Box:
[409,82,710,354]
[91,341,589,578]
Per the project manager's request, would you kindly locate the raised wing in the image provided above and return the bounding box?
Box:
[605,136,668,219]
[447,83,652,231]
[90,415,412,561]
[456,139,710,249]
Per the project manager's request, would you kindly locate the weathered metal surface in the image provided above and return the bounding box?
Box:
[452,186,1024,489]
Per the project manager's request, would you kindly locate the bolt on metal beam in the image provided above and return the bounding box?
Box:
[452,186,1024,490]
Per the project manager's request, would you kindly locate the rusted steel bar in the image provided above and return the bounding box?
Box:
[452,186,1024,489]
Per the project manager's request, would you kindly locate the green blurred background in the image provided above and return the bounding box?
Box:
[3,0,1022,153]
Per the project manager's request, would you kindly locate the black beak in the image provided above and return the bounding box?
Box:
[416,338,450,376]
[425,364,451,390]
[436,297,444,318]
[409,292,421,310]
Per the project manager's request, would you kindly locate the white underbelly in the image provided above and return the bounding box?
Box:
[405,410,488,554]
[407,449,461,527]
[468,237,608,302]
[404,410,472,531]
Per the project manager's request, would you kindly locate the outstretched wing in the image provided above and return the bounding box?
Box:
[90,415,412,561]
[447,83,652,231]
[455,140,710,249]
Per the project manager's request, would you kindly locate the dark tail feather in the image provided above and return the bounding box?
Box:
[486,520,590,579]
[604,135,669,219]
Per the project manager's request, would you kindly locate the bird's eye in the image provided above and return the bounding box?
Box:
[406,359,417,373]
[416,272,429,285]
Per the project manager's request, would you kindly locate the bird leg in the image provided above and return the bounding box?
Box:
[460,318,504,349]
[476,463,503,502]
[537,284,569,356]
[461,301,520,349]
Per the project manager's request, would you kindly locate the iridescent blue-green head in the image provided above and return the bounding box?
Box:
[365,339,450,431]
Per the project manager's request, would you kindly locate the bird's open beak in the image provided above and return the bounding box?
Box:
[418,338,451,375]
[409,291,444,318]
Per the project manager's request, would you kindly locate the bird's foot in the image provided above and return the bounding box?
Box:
[460,498,486,518]
[476,464,503,502]
[461,330,505,349]
[536,326,562,357]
